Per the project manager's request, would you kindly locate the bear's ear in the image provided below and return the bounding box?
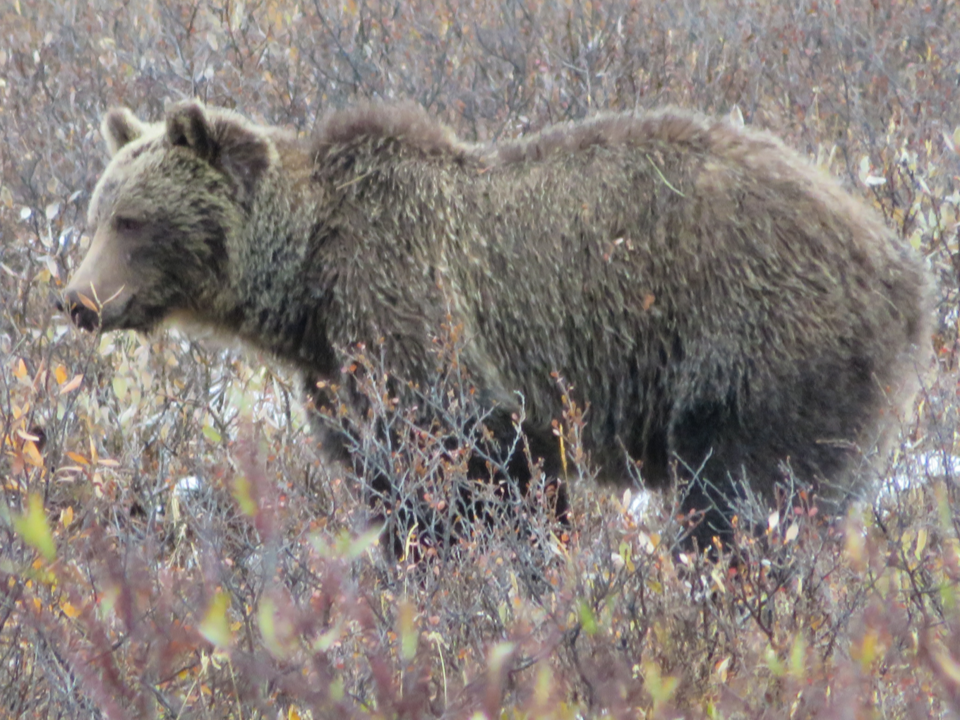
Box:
[102,108,146,156]
[166,101,216,162]
[166,101,271,201]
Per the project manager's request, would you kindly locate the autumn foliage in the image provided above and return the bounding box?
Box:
[2,0,960,717]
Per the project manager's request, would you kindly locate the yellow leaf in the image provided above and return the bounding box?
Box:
[857,628,878,667]
[23,441,44,468]
[59,374,83,395]
[60,506,74,527]
[200,592,232,649]
[54,364,67,385]
[78,293,99,312]
[66,452,89,465]
[13,359,27,380]
[14,494,56,562]
[934,650,960,685]
[17,427,40,442]
[61,601,81,619]
[915,528,928,560]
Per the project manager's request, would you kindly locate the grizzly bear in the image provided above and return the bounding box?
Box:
[61,99,931,547]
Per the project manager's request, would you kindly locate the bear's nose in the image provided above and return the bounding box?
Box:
[57,291,101,332]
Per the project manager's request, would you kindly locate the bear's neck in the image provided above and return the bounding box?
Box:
[225,140,341,378]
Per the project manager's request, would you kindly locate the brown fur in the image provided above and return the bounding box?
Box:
[61,99,932,544]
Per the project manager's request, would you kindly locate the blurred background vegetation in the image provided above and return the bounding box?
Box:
[1,0,960,717]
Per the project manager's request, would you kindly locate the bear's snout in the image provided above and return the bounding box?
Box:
[57,290,102,332]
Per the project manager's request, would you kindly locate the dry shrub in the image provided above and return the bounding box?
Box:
[2,0,959,717]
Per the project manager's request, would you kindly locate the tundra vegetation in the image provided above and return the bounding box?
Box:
[1,1,959,718]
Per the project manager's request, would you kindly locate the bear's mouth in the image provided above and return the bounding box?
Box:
[55,292,113,332]
[57,291,168,335]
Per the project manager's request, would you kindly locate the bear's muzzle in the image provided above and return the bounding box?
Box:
[56,289,102,332]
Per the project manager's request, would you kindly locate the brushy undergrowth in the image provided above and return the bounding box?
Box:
[2,1,960,717]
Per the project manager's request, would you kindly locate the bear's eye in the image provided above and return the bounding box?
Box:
[115,216,144,233]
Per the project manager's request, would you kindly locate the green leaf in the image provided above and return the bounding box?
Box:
[579,600,597,636]
[789,635,807,678]
[111,375,128,401]
[202,423,222,444]
[399,601,417,661]
[258,596,286,658]
[14,494,56,563]
[644,661,679,705]
[231,474,257,516]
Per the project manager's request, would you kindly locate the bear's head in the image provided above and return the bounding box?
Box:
[61,101,274,333]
